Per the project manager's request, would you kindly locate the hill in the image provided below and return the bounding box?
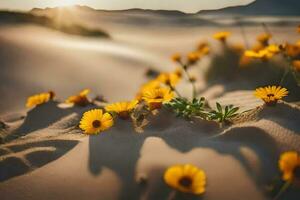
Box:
[199,0,300,16]
[0,10,110,38]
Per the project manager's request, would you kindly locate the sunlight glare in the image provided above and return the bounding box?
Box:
[55,0,78,7]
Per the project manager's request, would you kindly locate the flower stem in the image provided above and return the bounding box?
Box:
[180,63,197,99]
[167,190,177,200]
[279,68,289,86]
[273,181,291,200]
[170,85,182,98]
[279,56,293,86]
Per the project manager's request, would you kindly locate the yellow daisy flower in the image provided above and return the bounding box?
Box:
[245,49,274,60]
[279,151,300,182]
[164,164,206,195]
[157,71,181,88]
[174,68,183,78]
[142,87,174,109]
[26,91,55,108]
[266,44,280,54]
[65,89,91,106]
[105,100,138,119]
[79,109,113,135]
[254,86,288,105]
[257,33,272,45]
[136,80,161,101]
[172,53,182,63]
[292,60,300,72]
[187,52,201,65]
[197,42,210,55]
[284,43,300,58]
[245,50,261,58]
[213,31,231,42]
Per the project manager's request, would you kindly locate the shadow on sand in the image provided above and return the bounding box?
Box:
[88,107,300,200]
[0,139,78,182]
[5,101,95,142]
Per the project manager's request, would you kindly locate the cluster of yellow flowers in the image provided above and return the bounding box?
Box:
[79,69,185,135]
[245,44,280,60]
[26,91,55,108]
[242,29,300,72]
[26,89,92,108]
[172,41,210,67]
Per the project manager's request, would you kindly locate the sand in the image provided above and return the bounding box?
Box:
[0,7,300,200]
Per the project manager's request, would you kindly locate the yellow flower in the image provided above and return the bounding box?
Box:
[65,89,90,106]
[174,68,183,77]
[187,52,201,64]
[245,48,274,60]
[213,31,231,42]
[172,53,182,63]
[292,60,300,72]
[257,33,272,45]
[142,87,174,109]
[197,42,210,55]
[26,91,55,108]
[284,43,300,58]
[254,86,288,105]
[157,71,181,88]
[105,100,138,119]
[266,44,280,54]
[79,109,113,135]
[279,151,300,182]
[245,50,261,58]
[164,164,206,195]
[245,45,280,61]
[136,80,161,100]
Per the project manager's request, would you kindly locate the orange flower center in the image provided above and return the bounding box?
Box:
[92,120,101,128]
[119,111,130,120]
[267,94,275,98]
[154,94,164,100]
[165,79,171,86]
[178,176,193,188]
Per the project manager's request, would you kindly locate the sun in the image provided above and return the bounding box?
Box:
[55,0,79,7]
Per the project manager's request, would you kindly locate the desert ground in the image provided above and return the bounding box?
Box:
[0,6,300,200]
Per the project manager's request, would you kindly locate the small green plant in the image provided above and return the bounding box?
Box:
[208,103,239,123]
[165,97,206,119]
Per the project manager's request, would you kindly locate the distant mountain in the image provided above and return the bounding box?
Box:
[31,6,187,17]
[0,10,110,38]
[199,0,300,16]
[98,8,187,16]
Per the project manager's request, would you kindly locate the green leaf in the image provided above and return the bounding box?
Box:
[216,102,222,112]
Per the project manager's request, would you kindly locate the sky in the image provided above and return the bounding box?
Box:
[0,0,255,13]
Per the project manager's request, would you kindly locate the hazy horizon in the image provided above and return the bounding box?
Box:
[0,0,254,13]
